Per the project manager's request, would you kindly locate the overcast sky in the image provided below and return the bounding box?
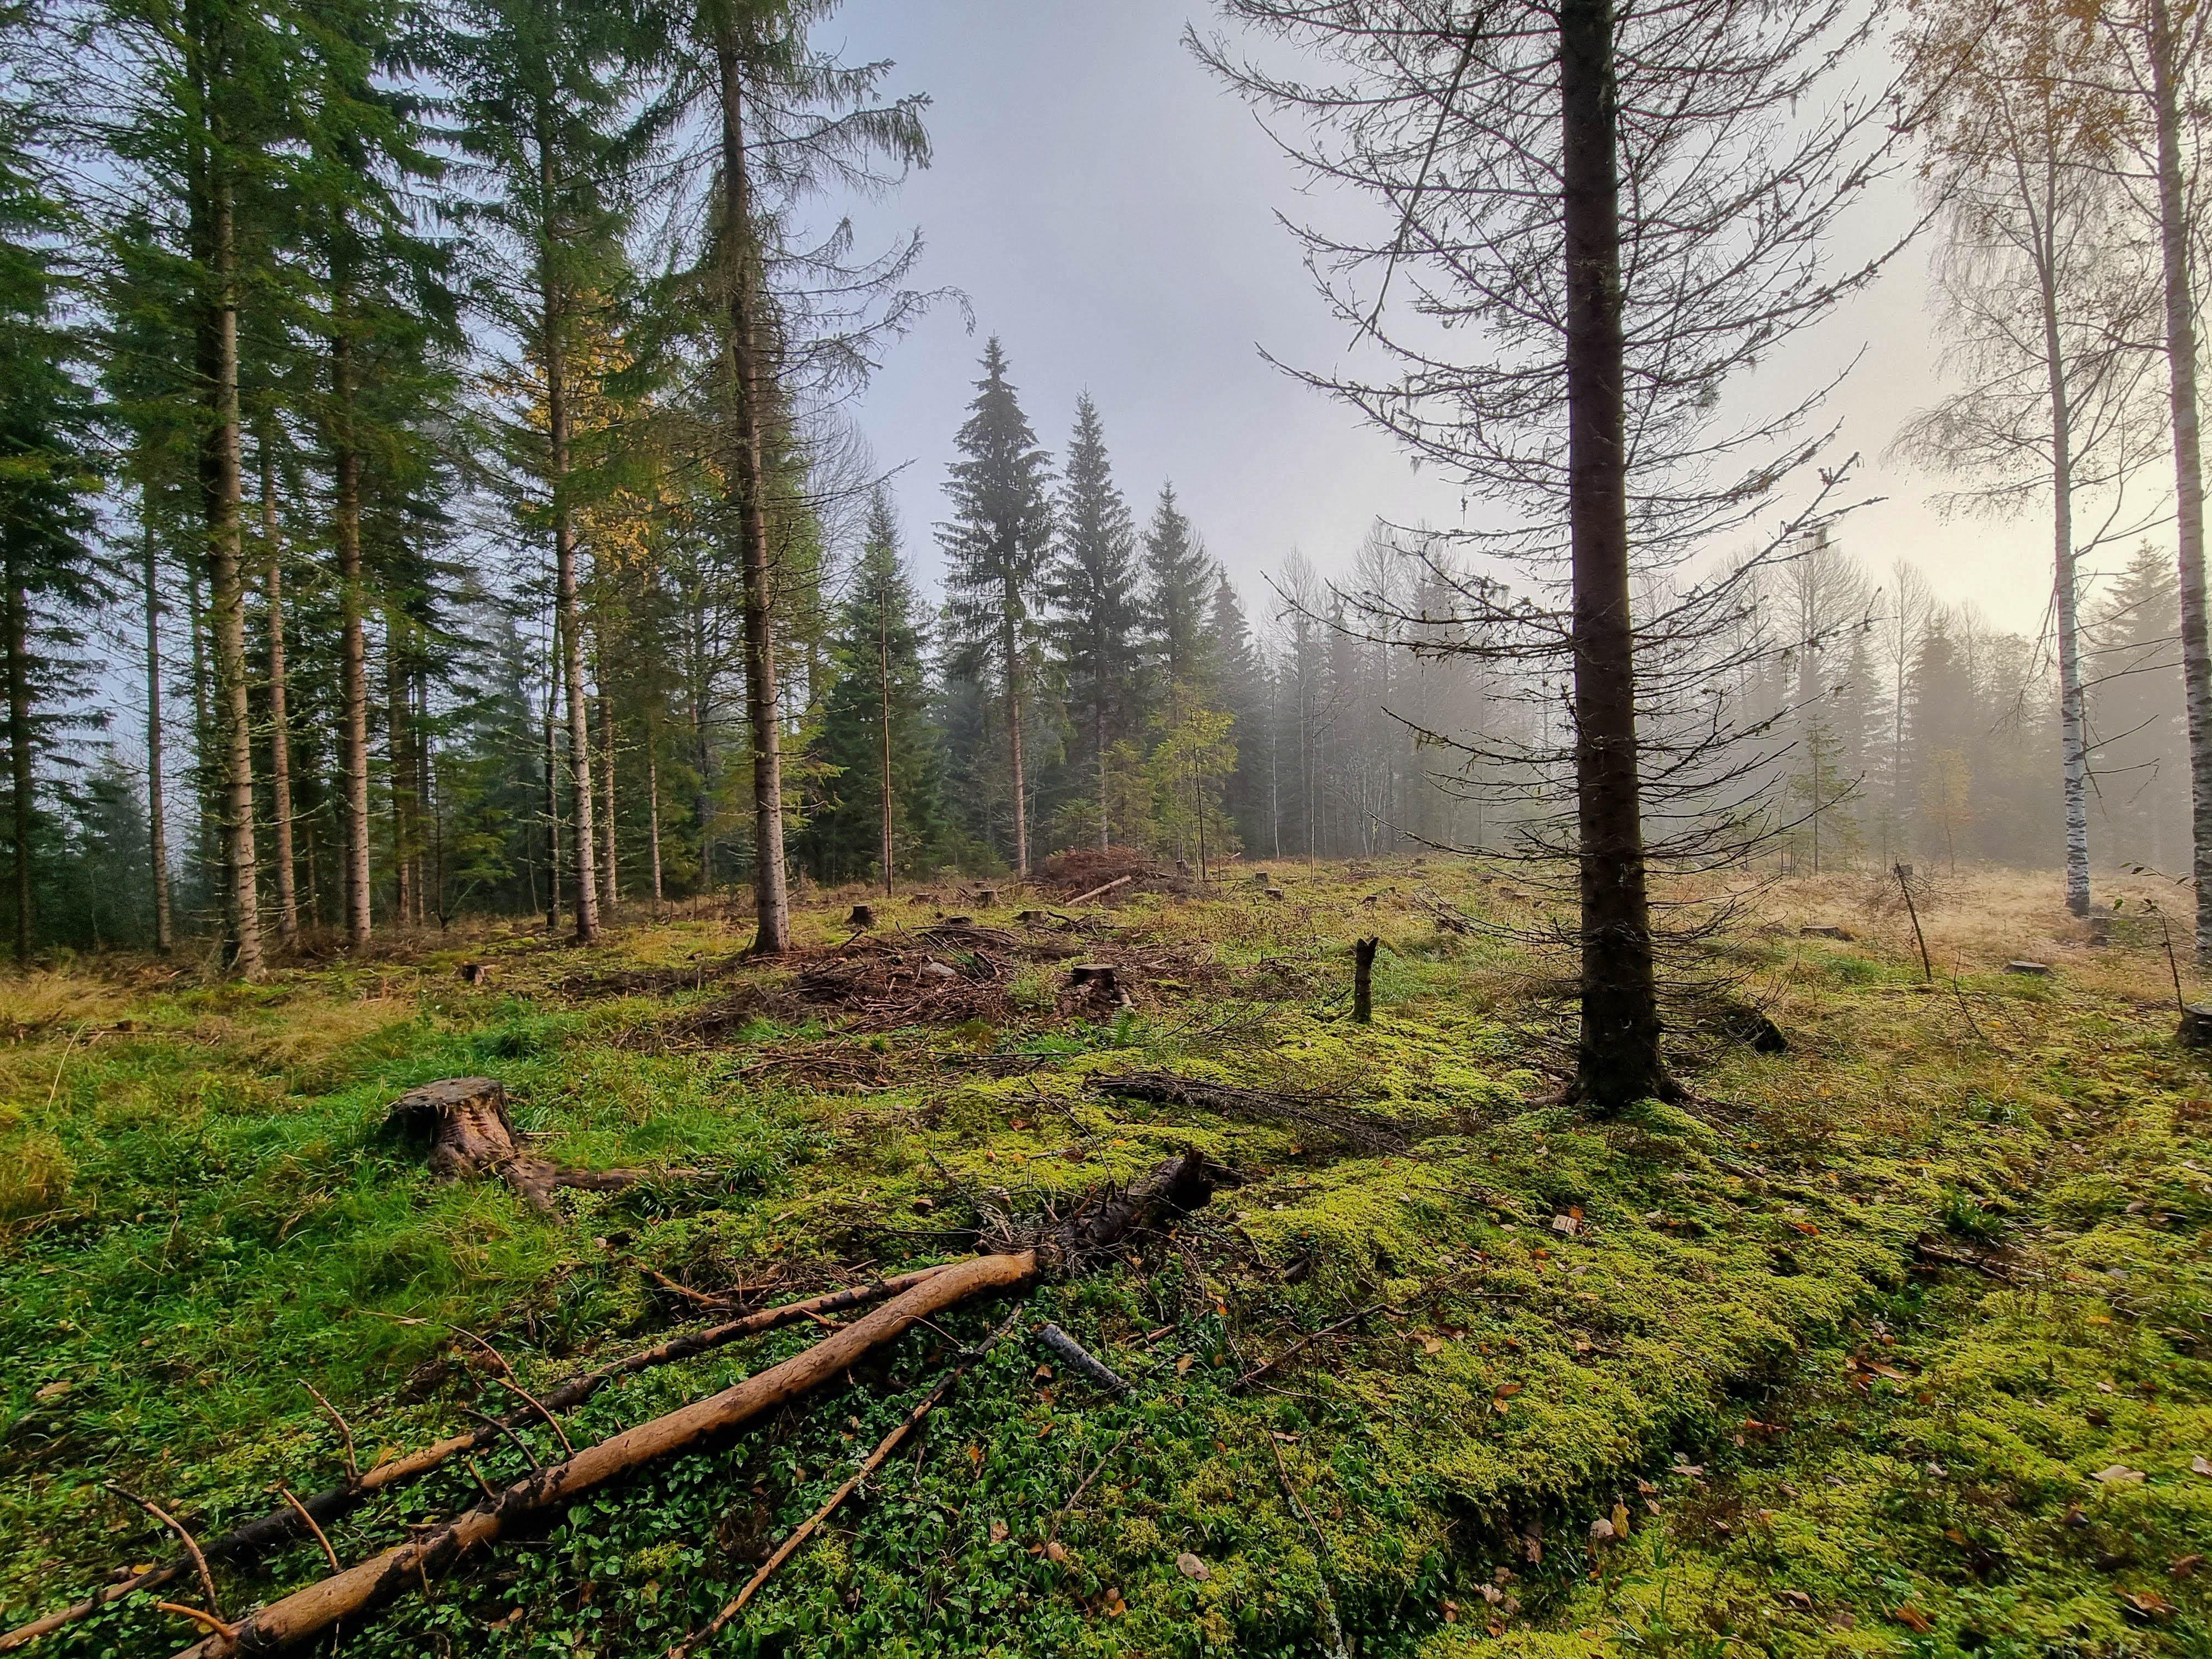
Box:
[827,1,2089,642]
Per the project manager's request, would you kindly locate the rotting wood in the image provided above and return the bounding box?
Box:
[1092,1071,1413,1156]
[384,1077,648,1215]
[1036,1322,1133,1397]
[667,1307,1025,1658]
[0,1269,950,1652]
[1352,937,1378,1023]
[167,1155,1216,1659]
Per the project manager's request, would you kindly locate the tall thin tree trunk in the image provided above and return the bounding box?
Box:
[1561,0,1667,1108]
[646,729,664,906]
[2148,0,2212,960]
[415,672,432,925]
[332,270,373,950]
[879,585,895,894]
[599,689,618,911]
[543,680,562,934]
[143,520,173,952]
[714,29,790,951]
[1097,685,1109,851]
[1004,607,1028,876]
[540,127,599,946]
[261,443,298,946]
[6,558,29,966]
[387,607,413,927]
[2040,251,2092,917]
[204,175,261,977]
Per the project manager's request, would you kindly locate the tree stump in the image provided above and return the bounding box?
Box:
[1352,937,1379,1023]
[1015,909,1052,925]
[2177,1005,2212,1047]
[847,905,878,930]
[386,1078,642,1215]
[2005,960,2052,976]
[1069,963,1133,1009]
[1263,888,1286,902]
[1799,924,1852,940]
[459,963,492,988]
[974,888,997,906]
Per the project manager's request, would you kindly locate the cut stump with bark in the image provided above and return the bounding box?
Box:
[385,1079,643,1215]
[2177,1004,2212,1047]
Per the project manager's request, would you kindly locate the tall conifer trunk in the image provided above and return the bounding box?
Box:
[879,586,894,894]
[1561,0,1667,1108]
[539,125,599,945]
[646,730,664,905]
[599,688,618,909]
[1004,602,1027,876]
[202,174,261,977]
[543,680,562,933]
[714,21,791,952]
[261,445,298,946]
[386,606,413,926]
[142,521,173,952]
[6,556,29,966]
[2146,0,2212,960]
[332,266,373,950]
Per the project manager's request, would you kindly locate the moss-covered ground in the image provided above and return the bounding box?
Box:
[1,864,2205,1657]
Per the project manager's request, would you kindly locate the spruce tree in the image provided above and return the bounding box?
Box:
[939,337,1053,874]
[0,66,105,963]
[1141,483,1215,697]
[798,490,946,885]
[448,0,661,943]
[1045,392,1139,850]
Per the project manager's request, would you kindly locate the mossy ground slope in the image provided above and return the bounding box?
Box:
[0,866,2205,1657]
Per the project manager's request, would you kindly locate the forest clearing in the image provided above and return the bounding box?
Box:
[11,0,2212,1652]
[2,862,2207,1657]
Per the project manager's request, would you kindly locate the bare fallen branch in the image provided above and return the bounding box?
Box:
[0,1268,951,1654]
[170,1155,1216,1658]
[1036,1323,1133,1397]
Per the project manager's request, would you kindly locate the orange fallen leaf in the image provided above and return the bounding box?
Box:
[1893,1605,1934,1634]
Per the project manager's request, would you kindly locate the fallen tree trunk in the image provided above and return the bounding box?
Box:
[171,1153,1216,1658]
[0,1269,949,1653]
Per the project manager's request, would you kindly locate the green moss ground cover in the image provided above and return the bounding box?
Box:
[0,867,2205,1657]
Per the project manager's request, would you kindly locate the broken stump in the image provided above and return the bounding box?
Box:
[459,962,492,988]
[386,1077,642,1215]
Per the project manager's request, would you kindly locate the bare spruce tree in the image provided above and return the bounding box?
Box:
[1200,0,1909,1108]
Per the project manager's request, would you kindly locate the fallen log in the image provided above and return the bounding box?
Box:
[386,1077,647,1215]
[170,1154,1216,1658]
[0,1269,950,1653]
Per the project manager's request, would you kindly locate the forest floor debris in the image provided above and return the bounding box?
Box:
[0,863,2205,1657]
